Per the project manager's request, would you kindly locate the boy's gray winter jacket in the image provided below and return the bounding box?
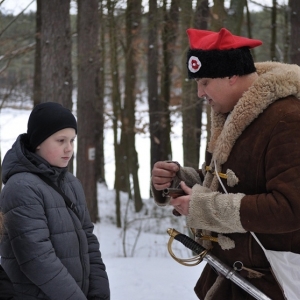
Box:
[0,134,110,300]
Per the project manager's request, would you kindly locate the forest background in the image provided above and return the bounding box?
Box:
[0,0,299,229]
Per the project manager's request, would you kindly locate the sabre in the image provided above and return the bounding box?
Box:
[167,228,271,300]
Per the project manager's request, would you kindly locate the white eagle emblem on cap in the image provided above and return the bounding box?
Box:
[188,56,201,73]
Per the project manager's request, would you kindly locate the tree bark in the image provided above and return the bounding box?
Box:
[289,0,300,64]
[270,0,278,61]
[35,0,74,172]
[159,0,179,163]
[38,0,72,108]
[121,0,143,212]
[95,0,105,184]
[211,0,227,31]
[0,148,2,190]
[77,0,100,222]
[194,0,209,165]
[148,0,160,176]
[181,0,199,169]
[107,0,122,227]
[225,0,246,34]
[33,0,41,107]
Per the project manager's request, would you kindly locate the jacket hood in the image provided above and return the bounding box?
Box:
[2,134,65,184]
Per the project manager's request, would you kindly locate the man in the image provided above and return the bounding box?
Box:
[151,28,300,299]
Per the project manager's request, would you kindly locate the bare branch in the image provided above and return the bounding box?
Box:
[248,0,272,10]
[0,0,35,38]
[0,42,35,63]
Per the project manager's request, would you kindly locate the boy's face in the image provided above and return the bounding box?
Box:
[195,76,239,114]
[35,128,76,168]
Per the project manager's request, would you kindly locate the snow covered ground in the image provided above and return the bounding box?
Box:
[0,106,205,299]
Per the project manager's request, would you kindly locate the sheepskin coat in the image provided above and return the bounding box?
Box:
[0,134,110,300]
[153,61,300,300]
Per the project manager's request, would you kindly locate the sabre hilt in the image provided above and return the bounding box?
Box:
[167,228,205,254]
[167,228,208,266]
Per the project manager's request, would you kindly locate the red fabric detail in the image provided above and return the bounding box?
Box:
[187,28,262,51]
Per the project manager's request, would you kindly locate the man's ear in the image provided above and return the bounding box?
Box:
[228,75,238,85]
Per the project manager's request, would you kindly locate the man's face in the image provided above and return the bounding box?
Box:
[195,77,238,113]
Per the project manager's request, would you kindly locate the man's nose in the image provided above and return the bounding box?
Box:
[196,83,204,98]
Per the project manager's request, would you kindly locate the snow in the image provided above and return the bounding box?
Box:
[0,106,204,299]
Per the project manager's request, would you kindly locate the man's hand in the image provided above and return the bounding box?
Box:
[169,181,192,216]
[152,161,179,191]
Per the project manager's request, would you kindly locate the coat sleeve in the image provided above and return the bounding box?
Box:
[240,110,300,233]
[1,180,87,300]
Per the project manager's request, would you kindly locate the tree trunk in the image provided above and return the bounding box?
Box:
[159,0,180,164]
[0,148,2,190]
[194,0,210,29]
[181,0,199,168]
[39,0,72,107]
[33,0,41,107]
[225,0,246,34]
[77,0,100,223]
[194,0,209,165]
[36,0,74,172]
[95,0,105,184]
[270,0,278,61]
[147,0,160,177]
[245,1,258,61]
[107,0,122,227]
[121,0,143,211]
[289,0,300,64]
[211,0,227,31]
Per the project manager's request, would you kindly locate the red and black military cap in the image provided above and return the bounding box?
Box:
[186,28,262,79]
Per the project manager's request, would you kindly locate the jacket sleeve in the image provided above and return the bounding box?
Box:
[1,180,87,300]
[81,200,110,300]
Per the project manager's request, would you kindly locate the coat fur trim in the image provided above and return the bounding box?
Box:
[187,184,246,233]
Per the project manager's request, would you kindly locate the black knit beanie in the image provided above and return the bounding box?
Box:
[27,102,77,151]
